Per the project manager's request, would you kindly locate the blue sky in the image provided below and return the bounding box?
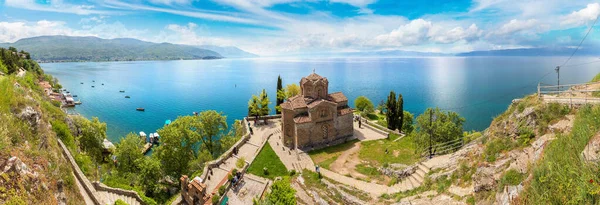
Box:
[0,0,598,56]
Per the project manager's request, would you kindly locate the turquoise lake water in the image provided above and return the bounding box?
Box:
[41,57,600,142]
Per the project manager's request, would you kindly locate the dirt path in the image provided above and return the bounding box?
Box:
[329,142,367,179]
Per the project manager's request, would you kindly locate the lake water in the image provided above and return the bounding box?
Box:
[42,57,600,142]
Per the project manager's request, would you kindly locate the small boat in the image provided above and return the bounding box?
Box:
[74,100,82,105]
[91,86,95,88]
[136,108,145,111]
[125,96,130,98]
[80,82,84,84]
[119,90,125,93]
[102,83,104,85]
[73,95,78,97]
[92,80,95,82]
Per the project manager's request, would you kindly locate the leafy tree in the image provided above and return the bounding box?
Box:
[276,75,283,114]
[155,115,201,178]
[0,58,7,74]
[8,47,17,53]
[248,94,261,123]
[276,83,300,113]
[136,156,162,195]
[197,110,228,156]
[74,116,106,163]
[265,178,296,205]
[219,120,244,153]
[376,100,386,114]
[285,84,300,98]
[115,133,144,173]
[397,94,404,131]
[414,108,465,154]
[386,91,397,130]
[354,96,374,114]
[402,111,415,134]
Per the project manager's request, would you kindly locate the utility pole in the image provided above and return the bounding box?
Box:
[429,109,433,159]
[555,66,560,93]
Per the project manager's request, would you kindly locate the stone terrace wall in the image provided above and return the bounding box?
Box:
[57,138,102,205]
[201,117,252,183]
[93,182,146,205]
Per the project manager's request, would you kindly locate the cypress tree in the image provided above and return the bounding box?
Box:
[276,75,283,114]
[386,91,397,130]
[397,94,404,132]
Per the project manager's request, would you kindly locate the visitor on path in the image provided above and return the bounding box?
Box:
[316,165,321,178]
[358,117,362,128]
[249,127,253,135]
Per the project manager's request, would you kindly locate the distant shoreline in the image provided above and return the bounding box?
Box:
[36,56,223,63]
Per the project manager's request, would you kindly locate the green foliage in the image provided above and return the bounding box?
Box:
[517,127,535,146]
[397,94,404,130]
[414,108,465,154]
[355,164,380,178]
[499,169,523,189]
[355,96,374,113]
[483,137,515,162]
[114,199,129,205]
[1,36,222,62]
[388,177,398,186]
[236,157,246,169]
[0,47,43,74]
[247,143,287,179]
[51,119,75,148]
[74,153,95,178]
[466,195,475,205]
[212,194,220,205]
[155,115,201,178]
[535,103,570,134]
[402,111,414,134]
[218,185,226,196]
[451,161,476,185]
[386,91,398,130]
[522,105,600,204]
[197,110,228,155]
[259,89,270,117]
[115,133,144,173]
[463,131,482,143]
[285,84,300,98]
[264,178,297,205]
[591,73,600,82]
[276,75,283,114]
[74,116,107,163]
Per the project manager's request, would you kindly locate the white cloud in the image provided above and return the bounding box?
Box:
[432,24,482,44]
[153,22,234,46]
[4,0,111,15]
[493,19,539,36]
[561,3,600,27]
[374,19,433,46]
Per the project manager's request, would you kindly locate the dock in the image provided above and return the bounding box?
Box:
[140,132,160,154]
[142,143,153,154]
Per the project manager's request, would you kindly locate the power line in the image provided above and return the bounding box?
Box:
[561,15,599,67]
[562,59,600,68]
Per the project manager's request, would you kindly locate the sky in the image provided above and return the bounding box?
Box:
[0,0,599,56]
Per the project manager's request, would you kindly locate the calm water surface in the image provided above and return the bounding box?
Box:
[41,57,600,142]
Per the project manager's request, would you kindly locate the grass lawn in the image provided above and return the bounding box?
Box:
[359,134,419,166]
[308,139,359,169]
[247,143,288,179]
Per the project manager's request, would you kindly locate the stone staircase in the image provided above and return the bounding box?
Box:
[390,162,431,193]
[99,191,141,205]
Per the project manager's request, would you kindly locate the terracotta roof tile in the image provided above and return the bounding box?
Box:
[294,115,312,124]
[327,92,347,103]
[288,95,307,109]
[307,99,336,108]
[338,108,353,116]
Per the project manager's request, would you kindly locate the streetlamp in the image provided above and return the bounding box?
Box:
[429,109,437,159]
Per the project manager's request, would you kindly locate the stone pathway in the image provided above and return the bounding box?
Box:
[202,120,279,199]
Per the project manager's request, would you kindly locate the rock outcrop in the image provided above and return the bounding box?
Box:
[582,132,600,163]
[16,106,41,129]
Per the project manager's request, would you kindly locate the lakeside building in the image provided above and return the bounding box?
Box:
[280,73,354,150]
[180,175,209,205]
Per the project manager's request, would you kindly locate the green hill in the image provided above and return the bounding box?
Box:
[0,36,223,62]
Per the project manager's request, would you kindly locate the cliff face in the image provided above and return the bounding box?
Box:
[0,75,83,204]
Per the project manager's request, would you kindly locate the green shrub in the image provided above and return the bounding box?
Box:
[483,137,515,162]
[114,199,129,205]
[517,127,535,146]
[522,105,600,204]
[212,194,220,205]
[499,169,523,189]
[236,157,245,169]
[466,195,475,205]
[289,169,296,176]
[388,177,398,186]
[51,120,74,147]
[218,185,226,196]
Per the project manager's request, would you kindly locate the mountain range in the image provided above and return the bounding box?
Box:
[0,36,258,62]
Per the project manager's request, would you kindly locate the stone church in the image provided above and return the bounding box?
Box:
[280,73,354,150]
